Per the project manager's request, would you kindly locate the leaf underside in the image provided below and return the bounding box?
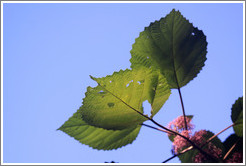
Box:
[58,112,141,150]
[130,9,207,89]
[59,68,170,150]
[81,68,171,130]
[231,97,243,137]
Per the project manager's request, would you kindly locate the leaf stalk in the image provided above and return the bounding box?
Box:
[177,87,188,130]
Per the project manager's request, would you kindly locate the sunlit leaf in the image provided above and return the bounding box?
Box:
[231,97,243,137]
[81,68,171,130]
[58,112,141,150]
[130,9,207,88]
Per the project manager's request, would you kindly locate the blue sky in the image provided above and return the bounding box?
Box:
[2,2,244,163]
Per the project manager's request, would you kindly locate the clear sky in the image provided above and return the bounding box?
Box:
[2,2,244,163]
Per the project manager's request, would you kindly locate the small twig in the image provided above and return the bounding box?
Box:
[204,123,234,145]
[177,87,188,130]
[141,123,168,133]
[223,138,240,161]
[163,154,177,163]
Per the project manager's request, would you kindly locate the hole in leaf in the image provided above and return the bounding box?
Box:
[137,81,141,85]
[98,90,106,95]
[126,80,133,87]
[142,100,151,117]
[107,103,115,108]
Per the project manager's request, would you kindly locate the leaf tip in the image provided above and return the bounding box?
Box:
[89,75,96,81]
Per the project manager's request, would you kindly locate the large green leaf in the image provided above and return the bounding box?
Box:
[58,112,141,150]
[130,9,207,88]
[231,97,243,137]
[81,68,171,130]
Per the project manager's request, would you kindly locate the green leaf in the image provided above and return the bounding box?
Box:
[202,131,225,155]
[231,97,243,122]
[233,111,243,137]
[81,68,171,130]
[186,115,194,119]
[58,112,141,150]
[168,134,175,142]
[178,148,198,163]
[223,134,243,155]
[231,97,243,137]
[130,9,207,89]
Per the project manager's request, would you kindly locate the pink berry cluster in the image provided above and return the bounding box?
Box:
[167,116,194,135]
[167,116,223,162]
[226,152,243,163]
[192,140,222,162]
[172,130,191,153]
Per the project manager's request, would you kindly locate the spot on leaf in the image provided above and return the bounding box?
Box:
[107,103,115,108]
